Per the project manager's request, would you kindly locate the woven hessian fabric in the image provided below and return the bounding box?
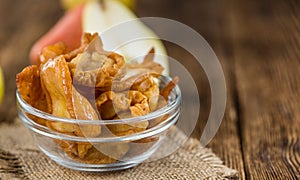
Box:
[0,120,237,180]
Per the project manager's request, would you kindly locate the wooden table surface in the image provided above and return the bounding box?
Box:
[0,0,299,179]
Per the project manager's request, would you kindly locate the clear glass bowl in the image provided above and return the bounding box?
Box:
[16,75,181,172]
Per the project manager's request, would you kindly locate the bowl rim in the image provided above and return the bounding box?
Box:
[20,109,180,142]
[16,75,181,125]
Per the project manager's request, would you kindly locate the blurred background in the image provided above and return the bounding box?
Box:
[0,0,299,179]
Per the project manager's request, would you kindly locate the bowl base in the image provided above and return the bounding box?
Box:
[39,146,142,172]
[55,160,140,172]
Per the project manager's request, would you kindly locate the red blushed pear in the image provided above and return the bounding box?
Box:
[30,4,84,64]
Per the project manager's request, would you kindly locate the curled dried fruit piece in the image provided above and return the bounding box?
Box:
[40,55,101,158]
[112,48,163,92]
[38,33,99,65]
[40,55,101,136]
[148,77,180,128]
[127,90,151,117]
[68,142,129,164]
[96,90,150,119]
[125,48,164,74]
[16,65,49,125]
[69,36,125,89]
[63,32,99,61]
[131,76,160,111]
[160,76,179,101]
[95,91,128,119]
[40,56,74,119]
[40,42,69,65]
[96,90,150,136]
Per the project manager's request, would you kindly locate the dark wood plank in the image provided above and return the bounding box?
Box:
[230,1,300,179]
[137,1,245,179]
[207,26,247,180]
[0,0,63,122]
[206,43,246,180]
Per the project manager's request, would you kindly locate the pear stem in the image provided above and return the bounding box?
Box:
[99,0,106,10]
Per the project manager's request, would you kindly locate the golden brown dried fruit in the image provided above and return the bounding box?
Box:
[96,90,150,136]
[40,55,101,158]
[160,76,179,101]
[131,76,160,111]
[68,142,129,164]
[40,55,101,137]
[69,36,125,90]
[148,77,180,128]
[111,48,163,92]
[16,32,177,164]
[62,32,99,62]
[16,65,49,125]
[39,42,69,65]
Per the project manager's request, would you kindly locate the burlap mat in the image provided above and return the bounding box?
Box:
[0,119,237,180]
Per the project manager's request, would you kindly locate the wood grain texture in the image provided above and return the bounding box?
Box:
[230,1,300,179]
[137,1,245,179]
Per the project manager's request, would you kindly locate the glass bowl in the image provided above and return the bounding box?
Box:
[16,75,181,172]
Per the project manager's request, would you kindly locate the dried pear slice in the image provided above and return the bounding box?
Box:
[63,32,99,61]
[40,55,100,136]
[111,48,163,92]
[40,56,101,158]
[148,77,180,128]
[69,36,125,89]
[96,90,149,136]
[16,65,49,125]
[160,76,179,101]
[68,142,129,164]
[39,42,69,65]
[131,76,160,111]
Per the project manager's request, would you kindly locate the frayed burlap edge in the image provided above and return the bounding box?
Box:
[0,120,238,180]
